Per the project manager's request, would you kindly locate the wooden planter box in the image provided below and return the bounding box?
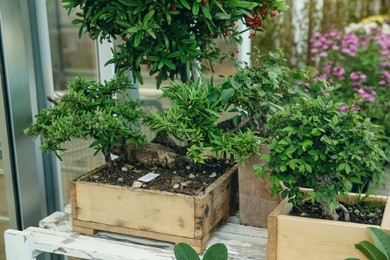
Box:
[70,164,238,253]
[268,193,390,260]
[238,144,280,228]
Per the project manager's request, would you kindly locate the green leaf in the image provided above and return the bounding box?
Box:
[71,19,82,25]
[146,28,156,39]
[148,56,160,62]
[201,5,212,20]
[285,147,296,157]
[345,163,351,174]
[192,1,199,15]
[221,88,235,103]
[163,59,176,70]
[135,54,143,68]
[281,189,289,199]
[126,27,138,33]
[134,31,143,47]
[117,19,131,28]
[89,139,103,148]
[203,243,228,260]
[118,0,139,7]
[278,139,289,145]
[304,164,312,173]
[303,139,313,147]
[174,243,200,260]
[214,12,231,20]
[332,114,339,125]
[230,1,258,9]
[163,33,170,49]
[166,51,181,58]
[311,128,321,136]
[180,0,191,10]
[166,12,171,25]
[143,9,155,24]
[268,71,278,80]
[368,227,390,258]
[355,241,387,260]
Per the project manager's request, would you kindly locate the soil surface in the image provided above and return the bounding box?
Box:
[83,158,235,196]
[290,200,385,225]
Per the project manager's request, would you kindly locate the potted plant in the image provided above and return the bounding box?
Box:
[254,91,388,259]
[217,50,310,227]
[25,73,262,252]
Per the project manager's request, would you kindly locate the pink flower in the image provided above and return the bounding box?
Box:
[340,104,350,112]
[320,52,328,57]
[350,72,360,80]
[356,88,376,102]
[340,103,360,112]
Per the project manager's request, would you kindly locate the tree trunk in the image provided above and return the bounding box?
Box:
[316,173,350,221]
[104,152,114,173]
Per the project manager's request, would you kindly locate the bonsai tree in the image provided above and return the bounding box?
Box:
[25,74,259,172]
[255,93,385,220]
[217,50,312,136]
[62,0,288,85]
[143,79,260,165]
[24,74,146,173]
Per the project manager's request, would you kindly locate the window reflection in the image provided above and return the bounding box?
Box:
[46,0,98,91]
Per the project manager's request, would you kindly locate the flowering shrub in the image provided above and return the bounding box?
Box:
[310,18,390,160]
[63,0,288,86]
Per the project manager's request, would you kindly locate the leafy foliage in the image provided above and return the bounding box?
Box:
[310,19,390,161]
[24,75,146,162]
[346,227,390,260]
[62,0,288,86]
[174,243,228,260]
[254,94,385,214]
[219,50,309,133]
[145,80,259,164]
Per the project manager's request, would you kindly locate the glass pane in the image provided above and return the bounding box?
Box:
[0,139,10,260]
[46,0,98,90]
[46,0,103,206]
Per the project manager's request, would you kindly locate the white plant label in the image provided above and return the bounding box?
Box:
[138,172,160,183]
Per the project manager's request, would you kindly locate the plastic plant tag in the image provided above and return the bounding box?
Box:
[138,172,160,183]
[110,153,119,160]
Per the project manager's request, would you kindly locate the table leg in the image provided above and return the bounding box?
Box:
[4,229,38,260]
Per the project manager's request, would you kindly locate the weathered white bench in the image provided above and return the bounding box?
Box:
[4,210,268,259]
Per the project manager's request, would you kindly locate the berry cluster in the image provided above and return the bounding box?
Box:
[245,14,263,29]
[245,5,277,32]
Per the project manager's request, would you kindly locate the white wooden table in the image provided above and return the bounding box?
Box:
[4,210,268,259]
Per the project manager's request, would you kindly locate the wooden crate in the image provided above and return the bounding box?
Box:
[268,193,390,260]
[238,144,280,228]
[71,164,238,253]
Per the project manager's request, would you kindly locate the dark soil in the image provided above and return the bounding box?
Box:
[290,200,385,225]
[83,158,235,196]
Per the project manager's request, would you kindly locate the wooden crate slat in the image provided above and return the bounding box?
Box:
[74,182,196,238]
